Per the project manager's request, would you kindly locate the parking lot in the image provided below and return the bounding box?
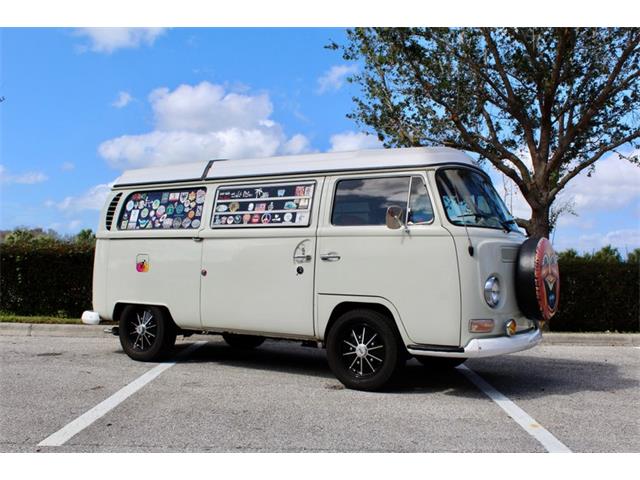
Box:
[1,333,638,452]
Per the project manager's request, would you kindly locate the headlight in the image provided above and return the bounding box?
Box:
[484,276,501,308]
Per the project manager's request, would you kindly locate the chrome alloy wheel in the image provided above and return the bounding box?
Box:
[127,309,158,351]
[340,324,386,378]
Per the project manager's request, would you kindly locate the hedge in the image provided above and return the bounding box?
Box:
[0,244,638,331]
[549,259,639,332]
[0,244,94,318]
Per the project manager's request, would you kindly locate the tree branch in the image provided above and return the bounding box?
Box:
[549,130,640,200]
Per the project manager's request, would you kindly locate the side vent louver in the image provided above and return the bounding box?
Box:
[105,193,122,231]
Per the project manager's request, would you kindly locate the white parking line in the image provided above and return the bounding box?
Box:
[459,365,572,453]
[38,341,207,447]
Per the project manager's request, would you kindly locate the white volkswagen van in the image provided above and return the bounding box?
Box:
[83,147,559,391]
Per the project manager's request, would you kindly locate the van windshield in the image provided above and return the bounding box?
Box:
[436,168,518,232]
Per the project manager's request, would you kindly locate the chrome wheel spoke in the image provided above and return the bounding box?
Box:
[342,351,357,356]
[367,345,383,351]
[348,356,358,370]
[343,340,357,349]
[368,353,383,363]
[365,333,377,347]
[364,356,375,373]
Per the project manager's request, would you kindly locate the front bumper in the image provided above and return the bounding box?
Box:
[407,328,542,359]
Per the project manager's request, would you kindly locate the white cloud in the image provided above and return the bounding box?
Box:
[47,183,112,212]
[316,64,358,94]
[149,83,272,132]
[0,165,48,185]
[282,134,312,155]
[75,28,166,54]
[99,81,310,169]
[328,131,382,152]
[553,229,640,254]
[60,161,75,171]
[557,153,640,211]
[112,91,133,108]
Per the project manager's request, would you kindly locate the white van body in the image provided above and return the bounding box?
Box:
[86,147,542,389]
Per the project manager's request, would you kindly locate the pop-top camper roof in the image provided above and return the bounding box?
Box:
[112,147,476,188]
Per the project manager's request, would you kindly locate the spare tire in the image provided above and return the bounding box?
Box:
[515,237,560,321]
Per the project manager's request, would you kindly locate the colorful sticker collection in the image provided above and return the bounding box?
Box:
[119,188,206,230]
[211,183,314,227]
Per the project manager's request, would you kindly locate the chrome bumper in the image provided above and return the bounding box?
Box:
[407,328,542,359]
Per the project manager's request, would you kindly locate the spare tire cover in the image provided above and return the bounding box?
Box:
[515,237,560,320]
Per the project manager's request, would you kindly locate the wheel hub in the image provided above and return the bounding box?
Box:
[355,344,368,358]
[135,324,147,335]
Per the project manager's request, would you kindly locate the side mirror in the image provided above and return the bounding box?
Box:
[385,205,404,230]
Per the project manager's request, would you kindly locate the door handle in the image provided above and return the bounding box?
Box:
[192,237,202,242]
[320,252,341,262]
[293,254,312,263]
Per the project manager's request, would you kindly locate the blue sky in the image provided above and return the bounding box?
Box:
[1,27,638,254]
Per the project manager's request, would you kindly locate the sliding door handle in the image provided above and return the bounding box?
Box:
[320,252,341,262]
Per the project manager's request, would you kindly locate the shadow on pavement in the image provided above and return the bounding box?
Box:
[147,339,637,397]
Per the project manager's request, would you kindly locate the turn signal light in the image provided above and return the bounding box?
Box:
[469,319,494,333]
[505,319,517,336]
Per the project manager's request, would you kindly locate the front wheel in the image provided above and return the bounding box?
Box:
[119,305,176,361]
[326,309,401,391]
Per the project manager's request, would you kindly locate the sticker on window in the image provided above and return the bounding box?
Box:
[118,188,206,230]
[211,182,315,228]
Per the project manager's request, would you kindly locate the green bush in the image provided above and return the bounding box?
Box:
[549,259,639,332]
[0,244,94,318]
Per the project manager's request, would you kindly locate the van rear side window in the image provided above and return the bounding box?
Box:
[118,188,207,230]
[211,181,315,227]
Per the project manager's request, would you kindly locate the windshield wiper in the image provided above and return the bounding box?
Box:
[456,213,514,233]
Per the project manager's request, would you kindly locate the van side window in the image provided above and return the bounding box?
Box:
[407,176,434,225]
[211,181,315,227]
[118,188,206,230]
[332,177,410,226]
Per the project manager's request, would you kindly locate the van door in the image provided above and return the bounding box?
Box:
[199,178,323,337]
[316,172,460,346]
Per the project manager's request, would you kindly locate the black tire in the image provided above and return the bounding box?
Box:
[415,356,466,370]
[119,305,176,361]
[326,309,401,391]
[222,333,265,349]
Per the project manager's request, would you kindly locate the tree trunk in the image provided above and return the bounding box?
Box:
[527,205,551,239]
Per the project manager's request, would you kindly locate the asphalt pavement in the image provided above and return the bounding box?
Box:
[0,333,638,452]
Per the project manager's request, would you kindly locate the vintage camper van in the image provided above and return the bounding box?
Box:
[83,147,559,391]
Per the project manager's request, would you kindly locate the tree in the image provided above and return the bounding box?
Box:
[3,228,62,247]
[331,28,640,237]
[558,248,580,262]
[627,248,640,263]
[75,229,96,246]
[584,245,623,263]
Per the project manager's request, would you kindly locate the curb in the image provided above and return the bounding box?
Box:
[0,323,107,338]
[541,332,640,346]
[1,322,639,346]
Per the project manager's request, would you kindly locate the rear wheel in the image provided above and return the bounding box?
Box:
[415,356,466,369]
[222,333,265,349]
[119,305,176,361]
[326,309,401,391]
